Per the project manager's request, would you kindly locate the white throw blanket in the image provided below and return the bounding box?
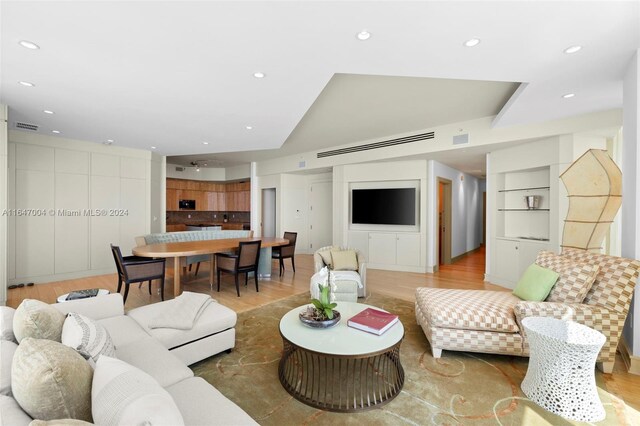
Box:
[148,291,214,330]
[331,270,363,288]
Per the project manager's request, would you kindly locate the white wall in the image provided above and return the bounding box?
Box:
[165,162,250,181]
[622,50,640,356]
[430,161,484,262]
[225,164,251,181]
[166,163,225,180]
[0,106,7,305]
[150,153,166,233]
[7,131,154,284]
[256,110,621,177]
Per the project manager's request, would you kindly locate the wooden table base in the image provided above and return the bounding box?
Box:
[278,336,404,412]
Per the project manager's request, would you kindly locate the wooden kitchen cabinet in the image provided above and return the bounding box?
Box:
[165,178,250,212]
[166,189,179,211]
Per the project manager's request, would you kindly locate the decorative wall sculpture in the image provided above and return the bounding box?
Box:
[560,149,622,252]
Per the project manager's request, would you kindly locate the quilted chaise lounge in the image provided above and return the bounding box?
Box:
[415,248,640,373]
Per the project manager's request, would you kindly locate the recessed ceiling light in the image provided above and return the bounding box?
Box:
[18,81,35,87]
[564,45,582,54]
[151,146,157,150]
[107,139,114,143]
[356,31,371,41]
[202,141,209,145]
[245,126,253,130]
[562,93,575,98]
[52,130,60,134]
[464,38,481,47]
[43,110,54,114]
[253,72,265,78]
[19,40,40,50]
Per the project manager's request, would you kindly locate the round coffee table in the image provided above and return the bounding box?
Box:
[278,302,404,412]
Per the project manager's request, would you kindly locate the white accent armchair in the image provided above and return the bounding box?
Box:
[311,245,367,301]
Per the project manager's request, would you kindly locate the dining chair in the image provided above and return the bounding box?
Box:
[215,240,261,297]
[271,232,297,276]
[110,244,166,303]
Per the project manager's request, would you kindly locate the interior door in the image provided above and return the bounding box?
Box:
[309,182,332,251]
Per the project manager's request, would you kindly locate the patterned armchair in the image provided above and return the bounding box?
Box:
[415,248,639,373]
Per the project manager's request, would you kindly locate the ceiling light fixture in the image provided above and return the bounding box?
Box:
[202,141,209,145]
[18,81,35,87]
[464,38,481,47]
[107,139,114,143]
[356,31,371,41]
[564,45,582,54]
[253,72,265,78]
[19,40,40,50]
[151,146,157,150]
[562,93,575,98]
[52,130,60,134]
[245,126,253,130]
[43,110,54,114]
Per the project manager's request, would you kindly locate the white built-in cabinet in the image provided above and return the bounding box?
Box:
[348,231,421,270]
[9,141,150,283]
[493,238,552,284]
[490,165,555,287]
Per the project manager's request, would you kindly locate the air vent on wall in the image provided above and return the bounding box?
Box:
[15,122,39,131]
[175,166,185,172]
[317,131,434,158]
[453,133,470,145]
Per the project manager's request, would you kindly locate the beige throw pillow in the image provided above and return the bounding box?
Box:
[13,299,65,343]
[535,251,599,304]
[331,250,359,271]
[317,250,333,269]
[12,338,93,422]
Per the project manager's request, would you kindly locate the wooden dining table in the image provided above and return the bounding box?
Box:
[132,237,289,297]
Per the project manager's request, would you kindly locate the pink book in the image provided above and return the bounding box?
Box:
[348,308,399,335]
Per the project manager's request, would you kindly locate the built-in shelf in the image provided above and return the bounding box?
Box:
[498,208,550,212]
[498,186,550,193]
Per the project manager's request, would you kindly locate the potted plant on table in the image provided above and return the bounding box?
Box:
[299,268,341,328]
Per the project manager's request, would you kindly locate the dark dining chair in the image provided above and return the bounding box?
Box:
[110,244,166,303]
[215,240,261,297]
[271,232,297,276]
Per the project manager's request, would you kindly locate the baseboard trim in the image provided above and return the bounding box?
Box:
[451,246,482,264]
[619,337,640,375]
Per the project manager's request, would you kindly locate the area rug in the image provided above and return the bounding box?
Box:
[191,293,638,425]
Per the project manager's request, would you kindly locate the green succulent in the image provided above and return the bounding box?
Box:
[311,284,337,319]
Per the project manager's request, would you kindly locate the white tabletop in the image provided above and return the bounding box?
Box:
[522,317,605,346]
[56,289,110,303]
[279,301,404,356]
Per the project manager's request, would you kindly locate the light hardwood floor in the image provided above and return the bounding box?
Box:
[6,248,640,410]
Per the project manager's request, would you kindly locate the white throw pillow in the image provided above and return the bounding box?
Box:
[0,306,16,342]
[62,312,116,365]
[92,356,185,426]
[0,340,17,396]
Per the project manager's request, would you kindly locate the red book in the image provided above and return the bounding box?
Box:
[348,308,399,335]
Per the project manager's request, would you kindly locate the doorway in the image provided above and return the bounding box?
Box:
[437,178,452,266]
[309,182,332,251]
[261,188,276,238]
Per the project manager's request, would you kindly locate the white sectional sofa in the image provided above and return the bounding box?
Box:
[0,294,257,425]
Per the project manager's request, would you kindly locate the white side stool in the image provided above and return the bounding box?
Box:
[521,317,606,422]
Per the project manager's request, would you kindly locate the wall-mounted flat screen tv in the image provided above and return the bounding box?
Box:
[351,188,416,226]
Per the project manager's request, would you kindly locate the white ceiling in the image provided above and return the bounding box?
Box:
[2,1,638,166]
